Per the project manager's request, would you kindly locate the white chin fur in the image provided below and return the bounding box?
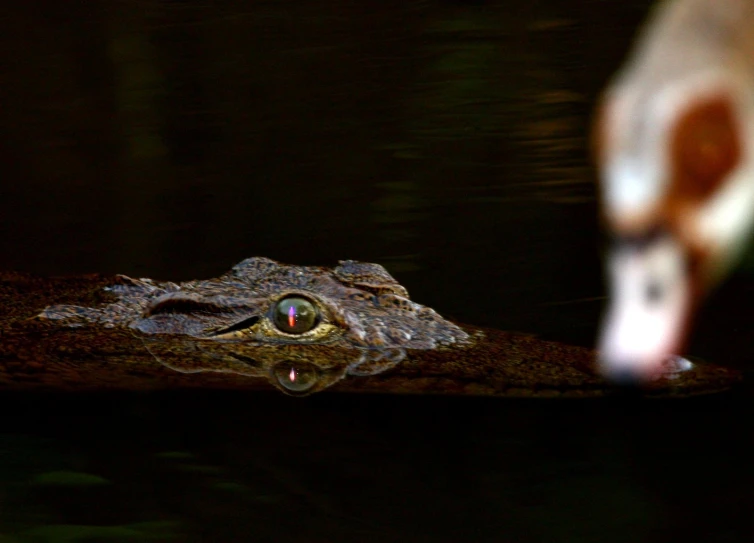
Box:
[598,235,691,381]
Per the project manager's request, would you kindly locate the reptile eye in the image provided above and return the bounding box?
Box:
[272,361,320,394]
[273,296,319,334]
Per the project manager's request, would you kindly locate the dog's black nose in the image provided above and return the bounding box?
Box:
[606,365,645,388]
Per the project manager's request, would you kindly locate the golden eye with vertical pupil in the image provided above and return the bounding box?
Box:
[273,296,319,334]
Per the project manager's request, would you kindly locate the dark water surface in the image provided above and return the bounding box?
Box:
[2,1,754,541]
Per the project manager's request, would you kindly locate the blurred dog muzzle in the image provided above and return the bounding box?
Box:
[597,233,692,383]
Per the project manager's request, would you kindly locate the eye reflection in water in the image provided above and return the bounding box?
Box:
[139,335,407,397]
[272,361,321,393]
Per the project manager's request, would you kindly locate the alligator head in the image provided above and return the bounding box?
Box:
[38,257,471,395]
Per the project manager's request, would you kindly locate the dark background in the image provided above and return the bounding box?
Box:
[0,0,625,345]
[1,1,753,541]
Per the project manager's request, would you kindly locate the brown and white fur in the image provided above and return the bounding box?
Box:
[594,0,754,381]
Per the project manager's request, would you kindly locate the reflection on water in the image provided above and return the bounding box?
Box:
[145,339,406,397]
[8,264,739,399]
[36,256,472,395]
[273,361,322,394]
[2,0,754,541]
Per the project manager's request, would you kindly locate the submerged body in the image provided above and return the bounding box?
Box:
[594,0,754,380]
[0,258,740,397]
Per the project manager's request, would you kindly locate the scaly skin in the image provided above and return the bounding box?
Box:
[0,260,741,397]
